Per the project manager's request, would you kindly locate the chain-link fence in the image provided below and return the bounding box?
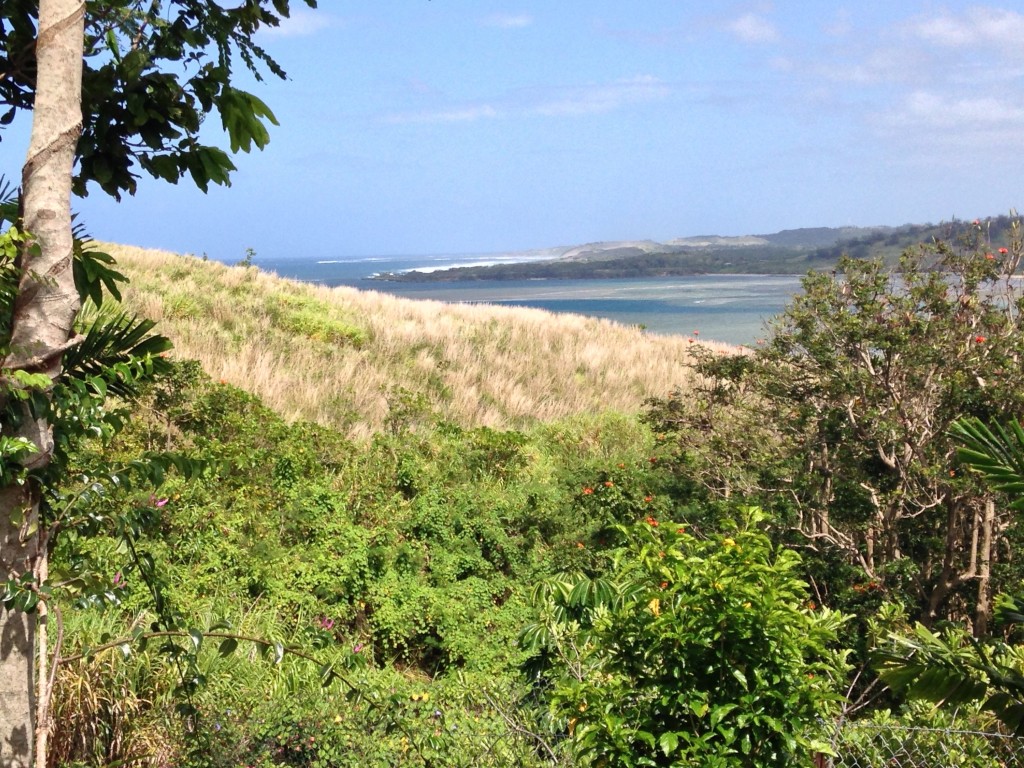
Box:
[817,722,1024,768]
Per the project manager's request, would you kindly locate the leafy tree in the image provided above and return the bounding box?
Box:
[649,227,1024,634]
[763,234,1024,632]
[0,2,314,765]
[1,0,316,199]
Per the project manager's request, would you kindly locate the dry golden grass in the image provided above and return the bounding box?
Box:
[105,243,736,437]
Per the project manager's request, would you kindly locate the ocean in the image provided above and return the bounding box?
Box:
[255,254,804,347]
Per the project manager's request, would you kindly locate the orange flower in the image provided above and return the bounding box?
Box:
[582,487,594,495]
[604,481,614,488]
[576,542,585,549]
[645,516,659,527]
[644,495,653,503]
[986,253,995,260]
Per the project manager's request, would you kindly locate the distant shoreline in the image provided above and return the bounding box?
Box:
[370,260,813,283]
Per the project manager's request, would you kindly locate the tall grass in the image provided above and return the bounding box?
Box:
[106,244,731,437]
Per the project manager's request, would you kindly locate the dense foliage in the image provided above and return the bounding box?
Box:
[23,216,1024,767]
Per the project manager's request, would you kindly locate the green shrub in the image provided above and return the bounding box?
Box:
[527,510,848,767]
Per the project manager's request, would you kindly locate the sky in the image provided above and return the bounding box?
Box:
[2,1,1024,262]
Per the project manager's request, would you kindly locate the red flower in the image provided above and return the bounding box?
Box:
[1000,247,1009,254]
[660,581,668,589]
[975,335,986,343]
[645,516,659,527]
[644,495,653,503]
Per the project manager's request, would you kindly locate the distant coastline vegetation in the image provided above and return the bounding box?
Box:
[375,215,1019,282]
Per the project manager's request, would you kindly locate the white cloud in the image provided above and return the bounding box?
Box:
[261,8,336,37]
[385,76,669,124]
[387,105,500,124]
[481,13,533,29]
[909,6,1024,48]
[726,13,780,43]
[891,91,1024,128]
[532,76,670,116]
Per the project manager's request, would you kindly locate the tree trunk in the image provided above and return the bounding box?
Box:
[0,490,37,768]
[975,499,996,637]
[0,2,84,767]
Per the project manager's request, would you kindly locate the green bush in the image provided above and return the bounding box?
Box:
[527,510,848,767]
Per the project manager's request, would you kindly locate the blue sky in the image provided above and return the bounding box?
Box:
[3,1,1024,261]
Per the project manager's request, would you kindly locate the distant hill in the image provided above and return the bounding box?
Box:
[757,226,886,248]
[376,216,1016,282]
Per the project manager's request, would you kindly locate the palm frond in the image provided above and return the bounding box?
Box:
[875,623,1024,734]
[61,307,172,397]
[950,417,1024,509]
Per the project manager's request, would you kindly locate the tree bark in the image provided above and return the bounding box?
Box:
[975,499,995,637]
[0,2,84,767]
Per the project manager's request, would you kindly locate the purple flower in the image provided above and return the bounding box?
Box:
[318,617,335,630]
[353,643,365,653]
[112,572,125,588]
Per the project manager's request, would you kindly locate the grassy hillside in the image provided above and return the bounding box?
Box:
[107,244,729,438]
